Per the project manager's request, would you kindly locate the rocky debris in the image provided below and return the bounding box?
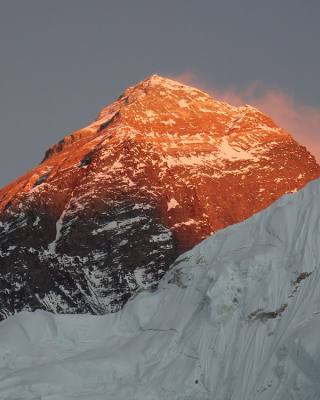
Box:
[248,304,288,321]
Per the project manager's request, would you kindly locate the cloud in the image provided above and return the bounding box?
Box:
[173,72,320,162]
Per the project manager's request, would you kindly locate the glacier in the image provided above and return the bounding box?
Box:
[0,178,320,399]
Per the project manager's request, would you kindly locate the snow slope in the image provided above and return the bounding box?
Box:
[0,178,320,399]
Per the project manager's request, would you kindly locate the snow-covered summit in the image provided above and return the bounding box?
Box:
[0,74,319,319]
[142,73,208,93]
[0,178,320,399]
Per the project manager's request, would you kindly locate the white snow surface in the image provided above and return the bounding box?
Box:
[167,197,179,210]
[1,179,320,399]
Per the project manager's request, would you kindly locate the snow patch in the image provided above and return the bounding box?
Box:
[48,208,67,254]
[92,216,146,235]
[33,216,40,226]
[219,137,257,161]
[150,232,172,243]
[162,119,176,126]
[178,99,189,108]
[167,198,179,210]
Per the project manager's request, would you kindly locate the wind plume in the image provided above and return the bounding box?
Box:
[174,72,320,162]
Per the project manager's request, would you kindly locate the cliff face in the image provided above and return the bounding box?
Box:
[0,74,319,318]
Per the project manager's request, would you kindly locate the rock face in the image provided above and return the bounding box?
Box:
[0,74,319,318]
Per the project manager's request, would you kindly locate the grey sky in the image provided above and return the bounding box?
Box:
[1,0,320,187]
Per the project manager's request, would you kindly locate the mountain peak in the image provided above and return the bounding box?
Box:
[135,73,211,100]
[143,73,171,83]
[93,74,288,146]
[109,73,209,108]
[0,74,319,320]
[141,73,199,91]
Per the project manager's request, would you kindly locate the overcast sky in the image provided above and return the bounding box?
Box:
[1,0,319,187]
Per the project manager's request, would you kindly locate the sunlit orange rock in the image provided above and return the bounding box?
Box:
[0,75,319,318]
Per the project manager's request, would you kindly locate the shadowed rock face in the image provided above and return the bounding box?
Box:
[0,74,319,319]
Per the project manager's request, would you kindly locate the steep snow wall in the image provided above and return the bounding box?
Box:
[0,178,320,399]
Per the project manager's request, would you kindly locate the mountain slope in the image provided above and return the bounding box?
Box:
[0,74,319,318]
[0,178,319,399]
